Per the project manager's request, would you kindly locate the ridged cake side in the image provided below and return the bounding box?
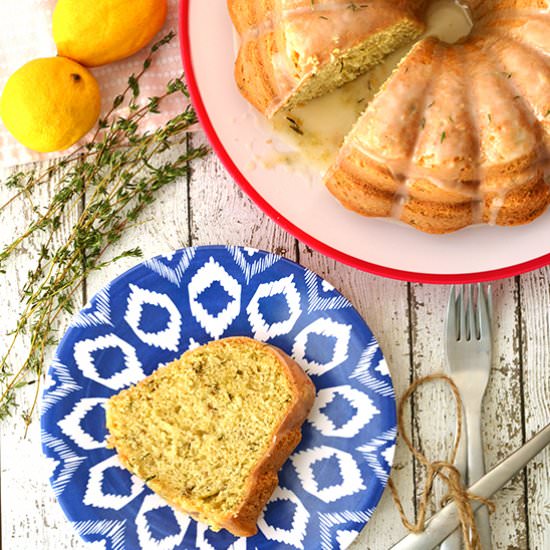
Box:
[325,2,550,233]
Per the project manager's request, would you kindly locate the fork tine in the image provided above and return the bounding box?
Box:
[461,285,475,340]
[466,284,476,340]
[474,283,484,340]
[458,285,466,340]
[447,285,457,340]
[478,283,492,339]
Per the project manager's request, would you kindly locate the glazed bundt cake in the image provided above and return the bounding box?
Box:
[229,1,550,234]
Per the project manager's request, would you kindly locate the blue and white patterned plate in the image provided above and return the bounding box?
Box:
[41,246,397,550]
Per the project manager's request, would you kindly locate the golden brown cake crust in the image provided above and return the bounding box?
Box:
[208,338,316,537]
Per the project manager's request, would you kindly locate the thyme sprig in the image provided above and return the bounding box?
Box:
[0,32,208,431]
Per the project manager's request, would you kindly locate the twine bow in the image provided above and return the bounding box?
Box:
[388,374,496,550]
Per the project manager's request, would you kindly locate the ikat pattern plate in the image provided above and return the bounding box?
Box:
[41,246,397,550]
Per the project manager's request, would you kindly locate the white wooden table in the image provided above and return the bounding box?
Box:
[1,134,549,549]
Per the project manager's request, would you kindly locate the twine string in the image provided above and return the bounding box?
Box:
[388,373,496,550]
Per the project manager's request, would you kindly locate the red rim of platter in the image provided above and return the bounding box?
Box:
[178,1,550,284]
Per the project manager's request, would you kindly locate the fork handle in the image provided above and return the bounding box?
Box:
[440,416,468,550]
[466,409,492,549]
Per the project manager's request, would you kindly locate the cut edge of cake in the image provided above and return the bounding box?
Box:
[279,17,426,116]
[229,1,426,118]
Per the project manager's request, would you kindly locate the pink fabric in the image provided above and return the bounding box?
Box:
[0,0,184,167]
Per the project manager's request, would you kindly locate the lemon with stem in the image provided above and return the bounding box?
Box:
[0,57,101,153]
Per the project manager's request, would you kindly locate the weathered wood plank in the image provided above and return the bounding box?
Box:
[519,268,550,550]
[410,280,528,549]
[485,279,529,550]
[296,247,414,549]
[189,139,296,256]
[0,165,84,550]
[408,283,458,523]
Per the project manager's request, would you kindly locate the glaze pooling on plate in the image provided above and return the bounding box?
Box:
[41,246,397,550]
[269,0,474,170]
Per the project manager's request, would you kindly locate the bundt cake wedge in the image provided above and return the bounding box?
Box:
[229,0,426,117]
[462,38,549,226]
[106,337,316,537]
[324,38,463,233]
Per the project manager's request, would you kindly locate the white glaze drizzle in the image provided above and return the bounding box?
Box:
[488,194,505,225]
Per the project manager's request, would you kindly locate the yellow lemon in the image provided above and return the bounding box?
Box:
[53,0,168,67]
[0,57,101,153]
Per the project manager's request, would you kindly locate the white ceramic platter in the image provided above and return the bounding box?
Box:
[180,0,550,283]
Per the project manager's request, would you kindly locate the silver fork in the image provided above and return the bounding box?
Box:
[441,284,493,550]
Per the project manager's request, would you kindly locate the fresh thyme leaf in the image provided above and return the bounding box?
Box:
[0,32,208,431]
[347,2,369,11]
[151,31,175,53]
[286,116,304,135]
[113,94,125,108]
[128,75,140,98]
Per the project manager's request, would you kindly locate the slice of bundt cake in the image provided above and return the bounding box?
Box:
[229,0,426,117]
[106,337,315,537]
